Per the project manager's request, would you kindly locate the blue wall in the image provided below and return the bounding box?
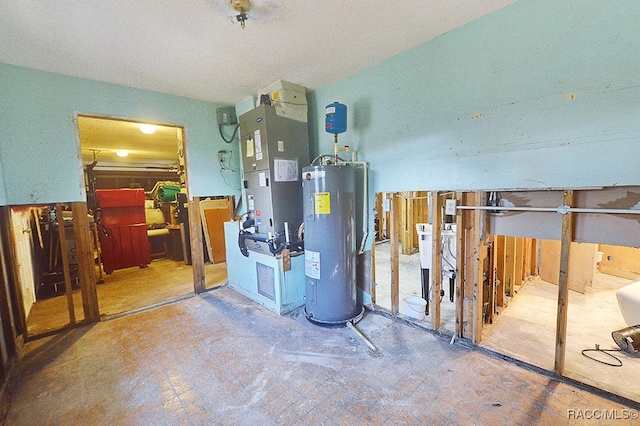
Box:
[308,0,640,193]
[0,64,241,206]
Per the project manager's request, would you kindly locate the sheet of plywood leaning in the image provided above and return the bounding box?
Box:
[539,240,598,294]
[199,197,234,264]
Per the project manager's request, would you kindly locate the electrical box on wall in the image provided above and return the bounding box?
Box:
[445,199,458,216]
[216,106,238,125]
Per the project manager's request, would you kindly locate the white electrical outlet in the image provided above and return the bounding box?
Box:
[445,199,457,215]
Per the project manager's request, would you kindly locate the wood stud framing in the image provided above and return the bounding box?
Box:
[390,193,400,315]
[554,190,574,375]
[71,202,99,322]
[55,204,76,325]
[399,192,429,255]
[455,192,465,338]
[430,192,443,330]
[189,197,206,294]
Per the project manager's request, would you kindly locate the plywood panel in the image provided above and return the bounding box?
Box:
[540,240,597,293]
[200,198,233,264]
[599,244,640,280]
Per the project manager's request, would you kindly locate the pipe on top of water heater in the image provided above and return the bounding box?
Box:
[323,102,369,255]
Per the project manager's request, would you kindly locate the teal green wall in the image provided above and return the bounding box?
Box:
[308,0,640,193]
[0,64,241,206]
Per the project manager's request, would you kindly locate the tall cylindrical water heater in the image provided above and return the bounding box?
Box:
[302,164,363,325]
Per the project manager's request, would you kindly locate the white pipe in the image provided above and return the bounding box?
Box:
[347,161,369,255]
[346,321,377,352]
[284,221,290,244]
[456,205,640,215]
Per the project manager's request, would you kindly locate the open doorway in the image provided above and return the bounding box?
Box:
[372,191,458,334]
[478,188,640,404]
[22,116,229,336]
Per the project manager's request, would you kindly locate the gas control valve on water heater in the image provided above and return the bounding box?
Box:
[302,164,363,325]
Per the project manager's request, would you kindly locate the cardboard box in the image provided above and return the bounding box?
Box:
[257,80,308,122]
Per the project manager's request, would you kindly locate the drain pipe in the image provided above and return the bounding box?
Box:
[346,321,378,352]
[341,160,368,255]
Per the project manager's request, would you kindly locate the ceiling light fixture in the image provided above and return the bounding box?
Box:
[115,149,129,157]
[231,0,251,28]
[139,124,157,134]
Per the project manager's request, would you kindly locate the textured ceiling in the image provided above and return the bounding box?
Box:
[3,1,516,168]
[0,0,515,105]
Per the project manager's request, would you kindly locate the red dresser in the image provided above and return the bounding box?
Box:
[96,189,151,274]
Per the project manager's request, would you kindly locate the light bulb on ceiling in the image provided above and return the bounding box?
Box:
[115,149,129,157]
[139,124,157,134]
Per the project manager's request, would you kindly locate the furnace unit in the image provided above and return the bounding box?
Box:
[238,104,309,256]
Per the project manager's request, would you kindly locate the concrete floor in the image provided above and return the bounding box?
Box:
[26,259,228,336]
[482,273,640,404]
[3,286,637,424]
[374,241,457,332]
[373,240,640,405]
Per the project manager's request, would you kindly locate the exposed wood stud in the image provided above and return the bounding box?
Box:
[495,234,505,307]
[555,190,574,375]
[431,192,443,330]
[0,207,27,336]
[55,204,75,325]
[390,193,400,315]
[189,197,206,294]
[472,191,484,345]
[71,202,99,322]
[455,192,465,338]
[504,236,516,298]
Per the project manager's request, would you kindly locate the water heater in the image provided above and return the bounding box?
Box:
[302,164,363,325]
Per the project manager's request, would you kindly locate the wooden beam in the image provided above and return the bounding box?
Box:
[495,234,505,307]
[399,192,410,255]
[374,193,383,241]
[189,197,206,294]
[471,191,484,345]
[488,235,497,323]
[55,204,75,325]
[390,193,400,314]
[514,237,524,288]
[71,202,99,322]
[455,192,465,338]
[0,209,17,360]
[462,193,476,339]
[531,239,539,276]
[504,236,516,298]
[431,192,443,330]
[0,207,27,336]
[555,190,574,375]
[522,238,532,282]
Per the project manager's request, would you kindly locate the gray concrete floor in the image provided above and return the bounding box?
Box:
[482,273,640,404]
[3,285,636,424]
[26,259,227,336]
[373,240,640,405]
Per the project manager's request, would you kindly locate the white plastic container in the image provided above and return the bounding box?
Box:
[415,223,432,269]
[617,280,640,326]
[403,296,427,320]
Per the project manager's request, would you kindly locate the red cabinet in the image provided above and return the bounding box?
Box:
[96,189,150,274]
